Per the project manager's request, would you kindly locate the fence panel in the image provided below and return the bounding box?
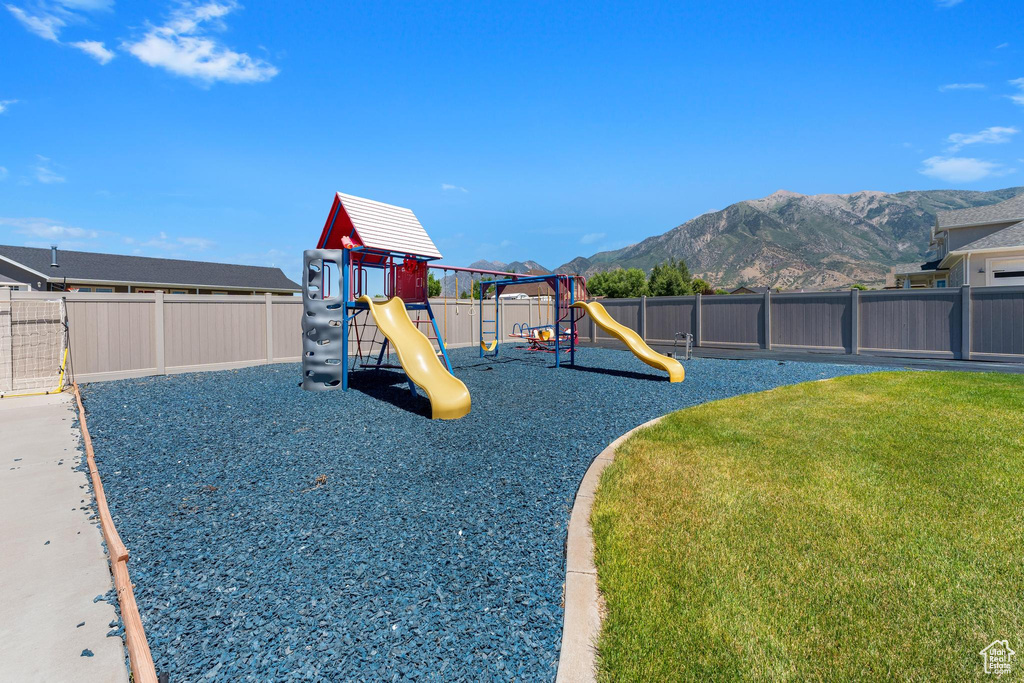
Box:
[771,292,850,352]
[271,299,303,361]
[971,286,1024,360]
[858,290,960,357]
[645,296,695,342]
[7,285,1023,385]
[593,299,641,341]
[701,294,763,347]
[163,296,267,369]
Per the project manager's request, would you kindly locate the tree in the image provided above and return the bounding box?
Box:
[427,272,442,298]
[472,278,495,300]
[587,268,648,298]
[690,278,714,295]
[648,260,691,297]
[850,283,868,290]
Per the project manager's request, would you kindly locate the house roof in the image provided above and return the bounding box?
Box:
[937,193,1024,229]
[0,272,28,286]
[498,270,554,297]
[894,259,946,277]
[731,286,777,294]
[954,220,1024,252]
[317,192,442,260]
[0,245,300,292]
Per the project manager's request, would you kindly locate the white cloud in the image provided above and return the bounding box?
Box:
[177,236,215,250]
[1009,78,1024,106]
[70,39,114,64]
[5,0,112,42]
[0,167,8,180]
[946,126,1018,152]
[33,154,65,183]
[996,43,1009,49]
[0,216,99,241]
[5,4,64,41]
[935,0,963,6]
[441,183,468,193]
[919,156,1014,183]
[580,232,605,245]
[938,83,985,92]
[134,232,216,252]
[0,99,18,114]
[124,2,279,84]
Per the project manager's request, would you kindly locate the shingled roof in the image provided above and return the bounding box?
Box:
[937,193,1024,229]
[317,193,442,260]
[954,220,1024,253]
[0,245,300,292]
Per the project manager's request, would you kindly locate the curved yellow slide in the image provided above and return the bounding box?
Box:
[357,296,471,419]
[571,301,684,382]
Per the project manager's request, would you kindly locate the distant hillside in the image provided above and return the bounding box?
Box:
[438,259,550,296]
[551,187,1024,289]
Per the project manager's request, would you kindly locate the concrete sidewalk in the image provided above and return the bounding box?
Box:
[0,393,128,683]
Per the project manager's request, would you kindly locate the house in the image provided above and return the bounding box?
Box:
[494,270,555,299]
[730,285,779,295]
[0,272,29,290]
[895,194,1024,288]
[0,245,300,295]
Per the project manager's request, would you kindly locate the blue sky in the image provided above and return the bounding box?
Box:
[2,0,1022,282]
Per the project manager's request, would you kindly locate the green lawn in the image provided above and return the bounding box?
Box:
[591,371,1024,681]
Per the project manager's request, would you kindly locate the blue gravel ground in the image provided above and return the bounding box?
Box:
[81,346,888,681]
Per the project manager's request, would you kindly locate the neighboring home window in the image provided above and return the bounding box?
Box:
[95,287,114,293]
[170,289,188,294]
[76,287,92,292]
[988,258,1024,287]
[211,291,229,295]
[935,279,947,288]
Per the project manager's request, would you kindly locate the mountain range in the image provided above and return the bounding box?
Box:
[469,186,1024,290]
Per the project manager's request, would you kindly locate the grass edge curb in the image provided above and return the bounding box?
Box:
[555,415,667,683]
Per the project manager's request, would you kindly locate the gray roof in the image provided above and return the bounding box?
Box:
[900,259,944,274]
[731,285,777,294]
[937,194,1024,228]
[0,245,300,291]
[955,220,1024,252]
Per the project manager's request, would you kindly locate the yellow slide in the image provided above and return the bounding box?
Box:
[357,296,471,419]
[572,301,684,382]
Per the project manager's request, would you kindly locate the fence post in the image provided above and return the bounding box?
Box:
[640,295,647,340]
[154,292,166,375]
[763,290,772,350]
[960,285,971,360]
[694,293,702,347]
[850,288,859,355]
[265,292,274,363]
[0,288,11,392]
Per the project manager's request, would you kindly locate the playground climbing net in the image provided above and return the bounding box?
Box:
[0,298,69,397]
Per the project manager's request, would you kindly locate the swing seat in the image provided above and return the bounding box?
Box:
[480,339,497,352]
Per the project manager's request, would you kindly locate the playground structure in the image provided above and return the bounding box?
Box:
[301,192,683,419]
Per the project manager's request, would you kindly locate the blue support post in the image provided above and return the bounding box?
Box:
[341,249,349,390]
[554,276,561,368]
[569,277,576,367]
[373,339,389,369]
[424,299,453,372]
